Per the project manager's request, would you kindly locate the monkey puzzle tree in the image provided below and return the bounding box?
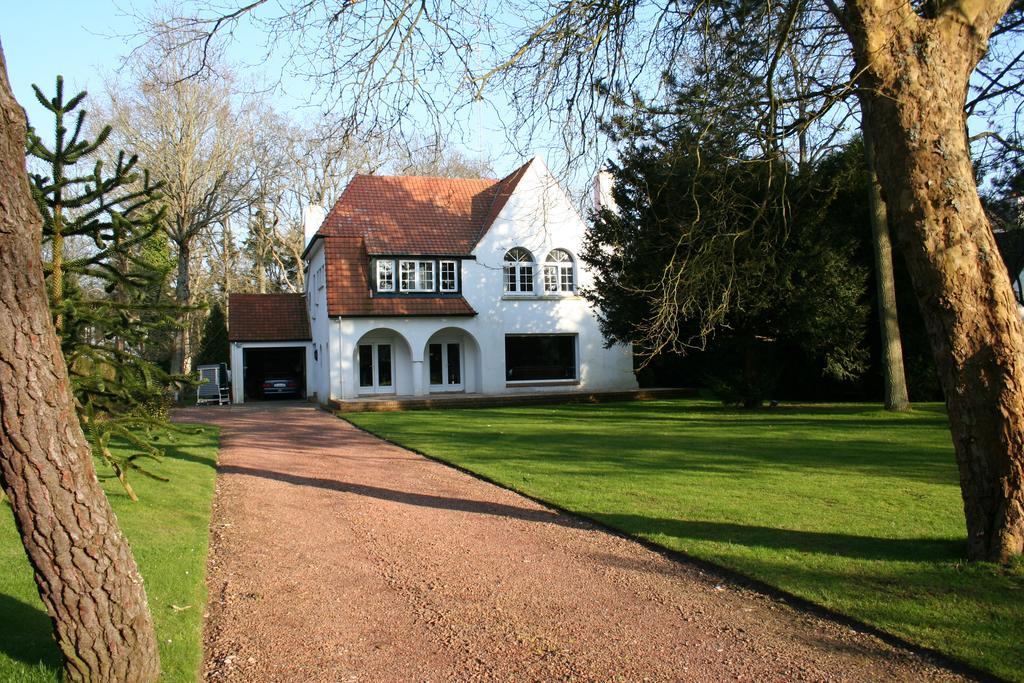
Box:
[27,76,181,498]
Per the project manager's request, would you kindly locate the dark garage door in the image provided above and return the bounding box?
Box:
[243,347,306,401]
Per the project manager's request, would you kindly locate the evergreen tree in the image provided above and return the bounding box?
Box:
[26,76,183,498]
[584,91,869,407]
[196,302,230,366]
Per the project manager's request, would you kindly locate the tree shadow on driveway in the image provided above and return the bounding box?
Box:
[219,464,965,563]
[218,464,591,528]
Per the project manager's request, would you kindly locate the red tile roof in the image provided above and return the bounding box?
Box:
[310,160,534,317]
[228,294,312,341]
[317,159,533,255]
[323,237,476,317]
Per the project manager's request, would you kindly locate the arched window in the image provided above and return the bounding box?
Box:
[543,249,575,293]
[503,247,535,293]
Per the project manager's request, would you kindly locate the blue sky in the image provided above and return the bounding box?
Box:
[4,2,137,131]
[1,1,538,176]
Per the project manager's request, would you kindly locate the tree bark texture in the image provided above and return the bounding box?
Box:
[0,43,161,680]
[848,0,1024,560]
[172,240,192,376]
[862,123,911,412]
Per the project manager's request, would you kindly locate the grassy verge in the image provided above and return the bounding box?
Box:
[346,400,1023,681]
[0,423,219,682]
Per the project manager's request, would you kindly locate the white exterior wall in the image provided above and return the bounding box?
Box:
[468,157,636,394]
[321,157,636,401]
[305,241,335,403]
[335,317,485,399]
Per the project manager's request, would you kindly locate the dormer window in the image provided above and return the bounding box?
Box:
[543,249,575,293]
[376,259,395,292]
[399,259,436,292]
[504,248,535,294]
[440,260,459,292]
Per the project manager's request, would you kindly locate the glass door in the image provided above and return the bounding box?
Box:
[358,343,394,394]
[428,342,463,392]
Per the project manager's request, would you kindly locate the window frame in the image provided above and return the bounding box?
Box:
[376,259,395,292]
[503,247,535,295]
[439,259,459,293]
[358,342,394,393]
[504,333,579,384]
[398,259,436,293]
[542,249,575,294]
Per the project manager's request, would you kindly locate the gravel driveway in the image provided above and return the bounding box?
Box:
[180,403,968,682]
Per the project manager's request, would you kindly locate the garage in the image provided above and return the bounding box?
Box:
[242,346,307,401]
[228,293,314,404]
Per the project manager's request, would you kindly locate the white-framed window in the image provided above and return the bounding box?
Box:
[503,247,534,294]
[543,249,575,293]
[376,259,395,292]
[399,259,436,292]
[440,260,458,292]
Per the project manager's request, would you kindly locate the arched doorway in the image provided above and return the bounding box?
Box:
[423,327,482,394]
[354,328,413,395]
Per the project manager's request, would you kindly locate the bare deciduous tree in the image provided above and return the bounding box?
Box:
[390,133,495,177]
[862,125,911,412]
[104,42,258,375]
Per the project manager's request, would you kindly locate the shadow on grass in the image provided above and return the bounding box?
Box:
[467,401,952,424]
[221,464,960,563]
[0,593,59,672]
[592,514,965,563]
[372,428,958,486]
[106,426,219,470]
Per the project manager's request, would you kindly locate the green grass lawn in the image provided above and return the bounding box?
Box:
[0,423,219,682]
[346,400,1024,681]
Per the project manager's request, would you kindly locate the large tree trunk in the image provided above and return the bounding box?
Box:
[0,42,160,681]
[222,217,233,297]
[862,123,911,412]
[848,0,1024,561]
[171,239,192,376]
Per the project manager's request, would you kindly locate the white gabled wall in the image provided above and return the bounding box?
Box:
[467,157,636,394]
[304,240,335,403]
[321,157,637,401]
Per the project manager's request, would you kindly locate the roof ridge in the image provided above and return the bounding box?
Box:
[352,172,498,183]
[231,292,305,296]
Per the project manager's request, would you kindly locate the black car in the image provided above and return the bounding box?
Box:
[259,374,299,398]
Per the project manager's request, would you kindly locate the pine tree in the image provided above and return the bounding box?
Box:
[26,76,183,498]
[196,302,230,366]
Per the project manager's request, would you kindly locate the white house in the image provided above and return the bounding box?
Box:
[228,156,637,404]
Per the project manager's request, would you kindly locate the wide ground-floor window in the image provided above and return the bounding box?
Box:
[505,334,577,382]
